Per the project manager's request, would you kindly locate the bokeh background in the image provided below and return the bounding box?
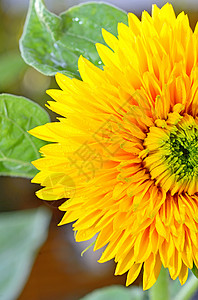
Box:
[0,1,198,299]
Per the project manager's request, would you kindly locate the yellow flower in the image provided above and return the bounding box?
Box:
[29,3,198,290]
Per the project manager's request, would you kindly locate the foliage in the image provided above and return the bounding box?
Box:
[0,207,51,300]
[20,0,127,78]
[0,0,198,300]
[0,93,50,178]
[80,285,146,300]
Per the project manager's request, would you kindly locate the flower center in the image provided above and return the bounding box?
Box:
[143,114,198,195]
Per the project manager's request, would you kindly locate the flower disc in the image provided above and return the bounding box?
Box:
[143,113,198,195]
[29,3,198,289]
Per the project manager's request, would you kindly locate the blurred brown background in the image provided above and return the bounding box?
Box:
[0,0,198,299]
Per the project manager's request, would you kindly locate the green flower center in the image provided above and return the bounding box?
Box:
[143,114,198,195]
[166,129,198,180]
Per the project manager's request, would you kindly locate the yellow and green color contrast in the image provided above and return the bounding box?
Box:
[29,3,198,290]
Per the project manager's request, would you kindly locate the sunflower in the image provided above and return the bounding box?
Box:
[29,3,198,290]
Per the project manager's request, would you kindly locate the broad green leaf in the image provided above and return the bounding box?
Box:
[0,51,27,90]
[20,0,127,78]
[0,207,51,300]
[0,93,50,178]
[79,285,144,300]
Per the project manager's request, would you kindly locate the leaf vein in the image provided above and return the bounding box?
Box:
[0,112,40,159]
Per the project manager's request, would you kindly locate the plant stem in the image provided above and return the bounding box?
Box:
[149,266,170,300]
[174,276,198,300]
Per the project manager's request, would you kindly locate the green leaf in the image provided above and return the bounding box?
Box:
[170,278,182,299]
[173,273,198,300]
[0,207,51,300]
[0,93,50,178]
[20,0,127,78]
[192,264,198,279]
[0,51,27,90]
[79,285,144,300]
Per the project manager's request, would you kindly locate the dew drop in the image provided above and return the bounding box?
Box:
[73,17,79,22]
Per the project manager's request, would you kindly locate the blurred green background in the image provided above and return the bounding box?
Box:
[0,1,198,300]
